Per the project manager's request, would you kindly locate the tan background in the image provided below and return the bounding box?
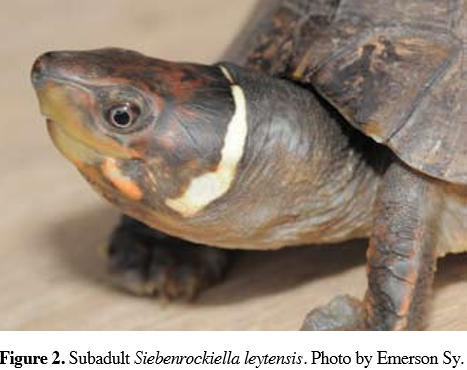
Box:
[1,0,466,330]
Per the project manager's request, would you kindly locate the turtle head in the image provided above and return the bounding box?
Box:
[31,48,240,233]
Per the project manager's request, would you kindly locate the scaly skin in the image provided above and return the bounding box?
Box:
[108,215,231,300]
[303,161,440,330]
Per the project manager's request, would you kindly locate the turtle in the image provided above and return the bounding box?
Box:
[30,0,466,330]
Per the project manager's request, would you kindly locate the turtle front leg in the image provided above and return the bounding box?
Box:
[107,215,232,300]
[302,162,440,330]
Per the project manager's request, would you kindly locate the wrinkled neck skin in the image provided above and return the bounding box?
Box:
[125,64,385,250]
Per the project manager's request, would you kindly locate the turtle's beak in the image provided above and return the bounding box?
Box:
[31,51,90,122]
[31,56,100,167]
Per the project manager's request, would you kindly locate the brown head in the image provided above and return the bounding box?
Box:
[31,48,246,236]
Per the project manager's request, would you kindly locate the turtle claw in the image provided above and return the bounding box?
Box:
[106,216,230,300]
[301,295,367,331]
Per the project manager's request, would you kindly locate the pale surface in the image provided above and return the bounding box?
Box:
[1,0,466,330]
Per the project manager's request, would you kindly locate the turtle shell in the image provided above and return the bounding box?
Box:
[225,0,466,185]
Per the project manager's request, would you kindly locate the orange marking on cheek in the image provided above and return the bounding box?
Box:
[101,158,143,200]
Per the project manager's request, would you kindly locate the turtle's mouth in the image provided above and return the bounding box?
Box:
[34,77,97,160]
[46,118,103,168]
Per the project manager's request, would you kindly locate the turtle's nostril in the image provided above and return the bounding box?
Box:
[32,57,45,73]
[31,52,58,88]
[31,55,47,88]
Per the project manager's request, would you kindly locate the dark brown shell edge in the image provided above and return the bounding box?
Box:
[223,0,467,185]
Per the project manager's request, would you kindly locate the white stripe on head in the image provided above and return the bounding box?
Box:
[219,65,234,84]
[165,67,248,217]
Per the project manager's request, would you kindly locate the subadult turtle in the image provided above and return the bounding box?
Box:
[31,0,466,330]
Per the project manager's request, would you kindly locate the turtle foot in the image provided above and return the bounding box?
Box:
[106,216,231,300]
[301,295,367,331]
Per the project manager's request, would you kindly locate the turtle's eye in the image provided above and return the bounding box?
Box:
[106,103,141,129]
